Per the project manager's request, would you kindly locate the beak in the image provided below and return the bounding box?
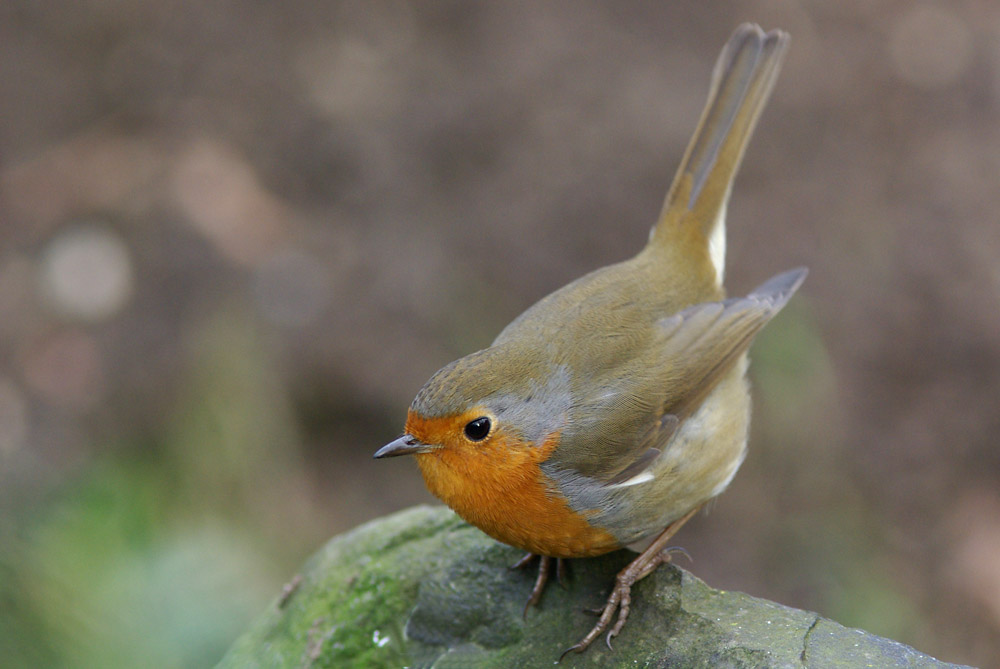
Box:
[373,434,432,459]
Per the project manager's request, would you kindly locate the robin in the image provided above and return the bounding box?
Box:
[375,24,803,658]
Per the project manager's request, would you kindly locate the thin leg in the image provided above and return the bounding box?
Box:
[512,553,554,618]
[525,555,553,618]
[512,553,572,617]
[556,557,570,589]
[559,505,703,661]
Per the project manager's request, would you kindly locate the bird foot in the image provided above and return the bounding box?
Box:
[558,548,674,661]
[557,504,703,661]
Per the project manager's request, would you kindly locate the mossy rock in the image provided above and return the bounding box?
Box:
[220,506,968,668]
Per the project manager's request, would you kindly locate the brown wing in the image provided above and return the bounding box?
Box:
[557,268,807,481]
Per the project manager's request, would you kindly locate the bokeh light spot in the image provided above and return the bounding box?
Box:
[39,222,134,322]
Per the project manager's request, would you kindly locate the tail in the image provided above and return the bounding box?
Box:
[649,24,789,287]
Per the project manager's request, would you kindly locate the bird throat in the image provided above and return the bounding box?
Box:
[407,414,620,558]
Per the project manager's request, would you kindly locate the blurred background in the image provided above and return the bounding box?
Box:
[1,1,998,666]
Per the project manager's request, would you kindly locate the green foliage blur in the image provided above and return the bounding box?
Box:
[1,311,309,667]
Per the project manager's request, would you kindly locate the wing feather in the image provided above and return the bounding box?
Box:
[558,268,806,481]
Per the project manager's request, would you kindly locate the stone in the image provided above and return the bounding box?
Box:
[219,506,969,668]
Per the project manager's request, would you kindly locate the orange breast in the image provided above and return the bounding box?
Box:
[407,412,620,558]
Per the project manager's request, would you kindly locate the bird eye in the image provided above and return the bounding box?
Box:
[463,417,491,441]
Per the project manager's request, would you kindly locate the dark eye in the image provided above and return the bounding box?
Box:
[463,417,491,441]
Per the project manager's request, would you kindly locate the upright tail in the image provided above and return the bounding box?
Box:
[649,25,789,287]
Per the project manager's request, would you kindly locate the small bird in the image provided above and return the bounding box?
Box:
[375,24,803,657]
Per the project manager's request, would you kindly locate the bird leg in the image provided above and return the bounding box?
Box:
[511,553,551,618]
[559,505,702,661]
[511,553,571,618]
[555,556,570,588]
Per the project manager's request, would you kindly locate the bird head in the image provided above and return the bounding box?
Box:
[374,345,572,463]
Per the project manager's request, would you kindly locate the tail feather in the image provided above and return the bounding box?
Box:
[650,25,789,284]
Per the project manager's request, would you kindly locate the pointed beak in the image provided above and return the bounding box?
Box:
[373,434,432,459]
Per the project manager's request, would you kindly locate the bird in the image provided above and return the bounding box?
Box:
[375,23,803,658]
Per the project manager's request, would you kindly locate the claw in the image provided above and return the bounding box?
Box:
[662,545,693,564]
[557,643,583,664]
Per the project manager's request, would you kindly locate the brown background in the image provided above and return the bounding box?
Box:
[1,1,998,666]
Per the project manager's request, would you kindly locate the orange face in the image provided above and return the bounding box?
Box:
[405,409,620,558]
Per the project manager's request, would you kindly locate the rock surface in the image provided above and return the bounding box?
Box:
[219,506,969,668]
